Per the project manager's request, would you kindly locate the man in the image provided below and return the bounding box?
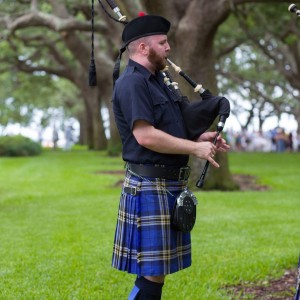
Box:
[111,15,230,300]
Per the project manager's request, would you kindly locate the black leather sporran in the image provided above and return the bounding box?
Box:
[171,188,198,233]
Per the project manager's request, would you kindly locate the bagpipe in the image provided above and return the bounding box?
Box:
[90,0,231,188]
[289,3,300,17]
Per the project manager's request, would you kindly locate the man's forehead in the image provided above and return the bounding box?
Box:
[133,34,167,45]
[150,34,168,42]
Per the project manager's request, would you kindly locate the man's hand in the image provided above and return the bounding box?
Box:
[196,131,230,153]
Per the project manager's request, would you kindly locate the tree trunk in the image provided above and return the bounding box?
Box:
[77,111,87,145]
[81,86,107,150]
[86,107,94,150]
[153,0,238,190]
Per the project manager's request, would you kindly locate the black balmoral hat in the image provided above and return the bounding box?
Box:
[122,15,170,46]
[112,14,171,85]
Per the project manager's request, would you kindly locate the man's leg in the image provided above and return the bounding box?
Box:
[128,276,165,300]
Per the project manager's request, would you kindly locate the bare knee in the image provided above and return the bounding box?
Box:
[144,275,165,284]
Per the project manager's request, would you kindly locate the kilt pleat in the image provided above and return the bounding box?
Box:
[112,173,192,276]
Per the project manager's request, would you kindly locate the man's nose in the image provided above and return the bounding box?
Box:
[166,42,171,52]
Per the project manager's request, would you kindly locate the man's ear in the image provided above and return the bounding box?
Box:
[139,42,149,55]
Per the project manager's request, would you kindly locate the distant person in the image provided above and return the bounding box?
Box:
[38,129,43,145]
[274,128,287,152]
[52,126,59,149]
[287,132,293,152]
[64,125,73,150]
[269,129,277,152]
[235,133,242,151]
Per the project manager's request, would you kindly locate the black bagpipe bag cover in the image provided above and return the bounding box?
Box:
[179,90,230,140]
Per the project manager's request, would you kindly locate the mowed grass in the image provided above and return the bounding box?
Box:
[0,150,299,299]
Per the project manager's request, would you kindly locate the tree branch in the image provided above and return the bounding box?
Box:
[233,0,296,4]
[31,0,37,11]
[16,57,70,79]
[216,38,247,59]
[1,10,107,35]
[233,7,300,91]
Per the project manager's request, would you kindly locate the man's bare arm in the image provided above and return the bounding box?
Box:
[133,120,220,167]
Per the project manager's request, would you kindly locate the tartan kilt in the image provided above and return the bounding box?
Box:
[112,172,192,276]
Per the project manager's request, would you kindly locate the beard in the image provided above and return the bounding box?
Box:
[148,47,166,71]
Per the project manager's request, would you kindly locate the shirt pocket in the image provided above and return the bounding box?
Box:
[152,96,174,126]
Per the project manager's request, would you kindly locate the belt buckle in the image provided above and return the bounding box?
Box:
[124,186,137,196]
[178,166,190,181]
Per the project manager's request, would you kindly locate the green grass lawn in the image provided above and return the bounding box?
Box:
[0,150,299,299]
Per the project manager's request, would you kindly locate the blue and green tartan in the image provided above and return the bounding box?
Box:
[112,172,192,276]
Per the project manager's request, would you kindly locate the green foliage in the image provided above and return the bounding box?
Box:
[0,1,83,129]
[0,135,42,157]
[284,33,298,46]
[0,151,299,299]
[0,67,82,129]
[215,3,300,129]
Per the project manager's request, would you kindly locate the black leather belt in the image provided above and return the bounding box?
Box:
[126,163,191,181]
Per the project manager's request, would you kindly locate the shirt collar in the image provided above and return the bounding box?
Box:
[128,59,162,81]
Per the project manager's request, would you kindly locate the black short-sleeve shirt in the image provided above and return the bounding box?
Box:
[113,59,189,166]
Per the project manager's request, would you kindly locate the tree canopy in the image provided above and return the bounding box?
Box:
[216,3,300,131]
